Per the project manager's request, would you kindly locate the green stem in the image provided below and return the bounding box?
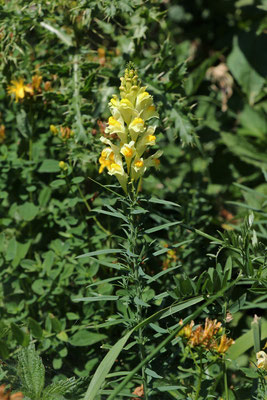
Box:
[73,53,86,141]
[129,199,148,399]
[29,137,33,203]
[194,357,203,400]
[224,358,229,400]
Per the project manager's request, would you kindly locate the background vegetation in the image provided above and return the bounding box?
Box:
[0,0,266,399]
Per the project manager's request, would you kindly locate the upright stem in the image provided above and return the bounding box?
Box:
[194,355,203,400]
[223,358,229,400]
[128,197,148,399]
[73,53,86,142]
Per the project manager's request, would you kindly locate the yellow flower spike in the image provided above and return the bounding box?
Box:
[7,78,33,102]
[99,65,162,194]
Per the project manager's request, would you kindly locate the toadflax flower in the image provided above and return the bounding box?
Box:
[99,64,162,193]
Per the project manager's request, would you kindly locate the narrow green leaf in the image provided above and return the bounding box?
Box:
[147,198,180,208]
[83,329,134,400]
[227,319,267,360]
[145,221,181,234]
[92,208,128,222]
[40,22,73,46]
[77,249,123,259]
[159,296,204,319]
[73,295,119,302]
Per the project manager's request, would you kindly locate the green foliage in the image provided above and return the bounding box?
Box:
[0,0,266,399]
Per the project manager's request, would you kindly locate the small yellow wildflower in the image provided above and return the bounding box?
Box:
[7,78,33,102]
[50,125,58,135]
[59,161,67,170]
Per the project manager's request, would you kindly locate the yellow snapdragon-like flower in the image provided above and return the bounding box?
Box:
[99,65,161,193]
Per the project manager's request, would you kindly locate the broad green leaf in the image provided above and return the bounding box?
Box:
[28,318,43,339]
[18,202,39,222]
[56,331,69,342]
[0,340,9,359]
[12,241,31,268]
[221,132,267,169]
[227,34,266,104]
[170,108,194,145]
[11,323,29,346]
[38,159,60,173]
[70,330,107,347]
[239,105,267,140]
[6,237,17,261]
[227,319,267,360]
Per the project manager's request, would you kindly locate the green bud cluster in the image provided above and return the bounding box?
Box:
[119,68,141,97]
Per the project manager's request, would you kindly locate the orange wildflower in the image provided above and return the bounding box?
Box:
[178,318,234,353]
[215,334,235,354]
[132,384,144,399]
[32,75,42,91]
[0,385,23,400]
[0,124,5,143]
